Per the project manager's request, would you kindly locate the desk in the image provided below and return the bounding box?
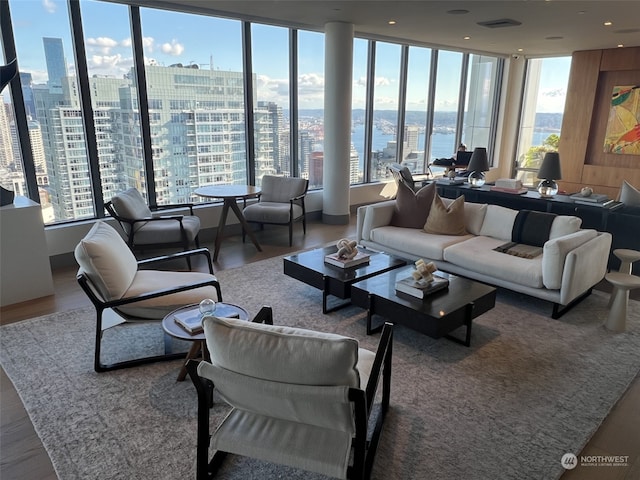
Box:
[195,185,262,261]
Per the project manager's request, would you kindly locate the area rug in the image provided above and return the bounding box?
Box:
[1,255,640,480]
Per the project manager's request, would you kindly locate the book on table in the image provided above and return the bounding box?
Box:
[324,251,371,268]
[174,310,204,335]
[489,186,528,195]
[573,199,616,208]
[569,193,610,203]
[395,275,449,299]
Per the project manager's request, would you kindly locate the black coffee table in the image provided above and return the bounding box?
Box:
[283,246,406,313]
[350,265,496,346]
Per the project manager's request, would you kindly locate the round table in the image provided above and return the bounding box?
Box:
[162,302,249,381]
[194,185,262,261]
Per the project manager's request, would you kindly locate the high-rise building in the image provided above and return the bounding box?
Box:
[19,72,36,119]
[43,37,68,91]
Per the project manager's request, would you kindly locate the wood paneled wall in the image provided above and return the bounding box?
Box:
[558,46,640,199]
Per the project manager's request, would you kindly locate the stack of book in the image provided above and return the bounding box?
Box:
[324,251,370,268]
[395,275,449,299]
[490,178,528,194]
[569,193,616,208]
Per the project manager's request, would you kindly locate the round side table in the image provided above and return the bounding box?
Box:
[604,272,640,333]
[162,302,249,381]
[612,249,640,274]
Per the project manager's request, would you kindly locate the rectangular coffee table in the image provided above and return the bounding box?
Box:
[350,265,496,346]
[283,246,406,313]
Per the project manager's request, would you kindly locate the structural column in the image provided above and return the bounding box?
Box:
[323,22,353,224]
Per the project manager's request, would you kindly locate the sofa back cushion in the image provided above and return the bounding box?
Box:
[479,205,519,241]
[549,215,582,239]
[390,181,436,228]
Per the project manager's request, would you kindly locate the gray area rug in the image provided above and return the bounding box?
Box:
[1,254,640,480]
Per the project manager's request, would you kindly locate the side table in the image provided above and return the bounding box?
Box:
[162,302,249,381]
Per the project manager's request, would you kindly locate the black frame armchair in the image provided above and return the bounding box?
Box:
[75,221,222,372]
[187,313,393,480]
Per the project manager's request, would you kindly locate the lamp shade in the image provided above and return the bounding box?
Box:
[467,147,489,173]
[537,152,562,180]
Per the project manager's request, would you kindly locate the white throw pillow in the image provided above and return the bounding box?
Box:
[479,204,519,241]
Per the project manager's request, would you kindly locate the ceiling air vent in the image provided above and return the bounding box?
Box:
[477,18,522,29]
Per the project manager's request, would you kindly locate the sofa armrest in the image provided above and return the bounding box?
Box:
[559,232,612,304]
[542,230,597,290]
[356,200,396,243]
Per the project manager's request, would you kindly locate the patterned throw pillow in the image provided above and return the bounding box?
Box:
[424,194,468,236]
[619,180,640,206]
[390,181,436,229]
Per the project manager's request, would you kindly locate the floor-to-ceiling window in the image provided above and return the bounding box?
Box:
[515,56,571,185]
[2,0,505,226]
[370,42,401,182]
[251,24,291,186]
[297,30,324,189]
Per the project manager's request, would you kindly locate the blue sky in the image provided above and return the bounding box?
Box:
[7,0,570,112]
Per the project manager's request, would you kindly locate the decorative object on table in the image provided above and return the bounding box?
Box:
[536,151,562,197]
[569,191,611,205]
[490,178,528,194]
[395,258,449,299]
[581,186,593,197]
[466,147,490,187]
[199,298,217,316]
[324,238,370,268]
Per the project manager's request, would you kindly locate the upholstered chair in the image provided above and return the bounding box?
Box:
[187,310,393,480]
[105,187,201,257]
[242,175,308,246]
[74,220,222,372]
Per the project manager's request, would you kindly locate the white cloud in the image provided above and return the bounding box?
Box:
[86,37,119,55]
[142,37,154,51]
[161,40,184,56]
[42,0,56,14]
[121,38,132,48]
[374,76,391,87]
[537,87,567,113]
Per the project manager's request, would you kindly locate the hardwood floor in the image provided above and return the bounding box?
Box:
[1,218,638,479]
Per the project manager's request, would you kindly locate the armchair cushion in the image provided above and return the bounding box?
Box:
[110,188,152,223]
[74,221,137,300]
[203,316,362,387]
[259,175,308,203]
[243,202,303,224]
[131,215,200,244]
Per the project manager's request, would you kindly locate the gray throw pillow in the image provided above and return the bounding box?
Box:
[619,180,640,206]
[390,181,436,229]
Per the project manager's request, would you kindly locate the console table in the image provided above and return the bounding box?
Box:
[433,183,639,274]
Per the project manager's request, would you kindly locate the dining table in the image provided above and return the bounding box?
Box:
[194,185,262,261]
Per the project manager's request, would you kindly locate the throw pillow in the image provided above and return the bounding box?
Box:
[619,180,640,206]
[390,181,436,229]
[424,194,468,236]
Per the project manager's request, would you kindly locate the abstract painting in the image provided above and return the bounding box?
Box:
[604,85,640,155]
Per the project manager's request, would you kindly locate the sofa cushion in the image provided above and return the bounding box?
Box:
[370,226,472,261]
[619,180,640,206]
[203,316,361,387]
[74,221,138,301]
[549,215,582,239]
[424,194,467,236]
[390,181,436,228]
[444,235,544,288]
[463,202,488,236]
[479,204,519,241]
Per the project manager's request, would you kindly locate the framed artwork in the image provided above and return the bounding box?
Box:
[603,85,640,155]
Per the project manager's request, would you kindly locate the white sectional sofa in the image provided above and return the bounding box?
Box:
[356,197,612,317]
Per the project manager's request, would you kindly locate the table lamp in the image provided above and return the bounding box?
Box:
[537,152,562,197]
[467,147,489,187]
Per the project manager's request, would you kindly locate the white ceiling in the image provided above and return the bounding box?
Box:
[145,0,640,57]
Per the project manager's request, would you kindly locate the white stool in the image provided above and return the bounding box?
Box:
[604,272,640,332]
[613,249,640,274]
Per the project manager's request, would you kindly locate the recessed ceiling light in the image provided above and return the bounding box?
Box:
[447,9,470,15]
[618,44,625,48]
[463,36,471,40]
[517,48,524,52]
[388,20,396,25]
[604,21,613,26]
